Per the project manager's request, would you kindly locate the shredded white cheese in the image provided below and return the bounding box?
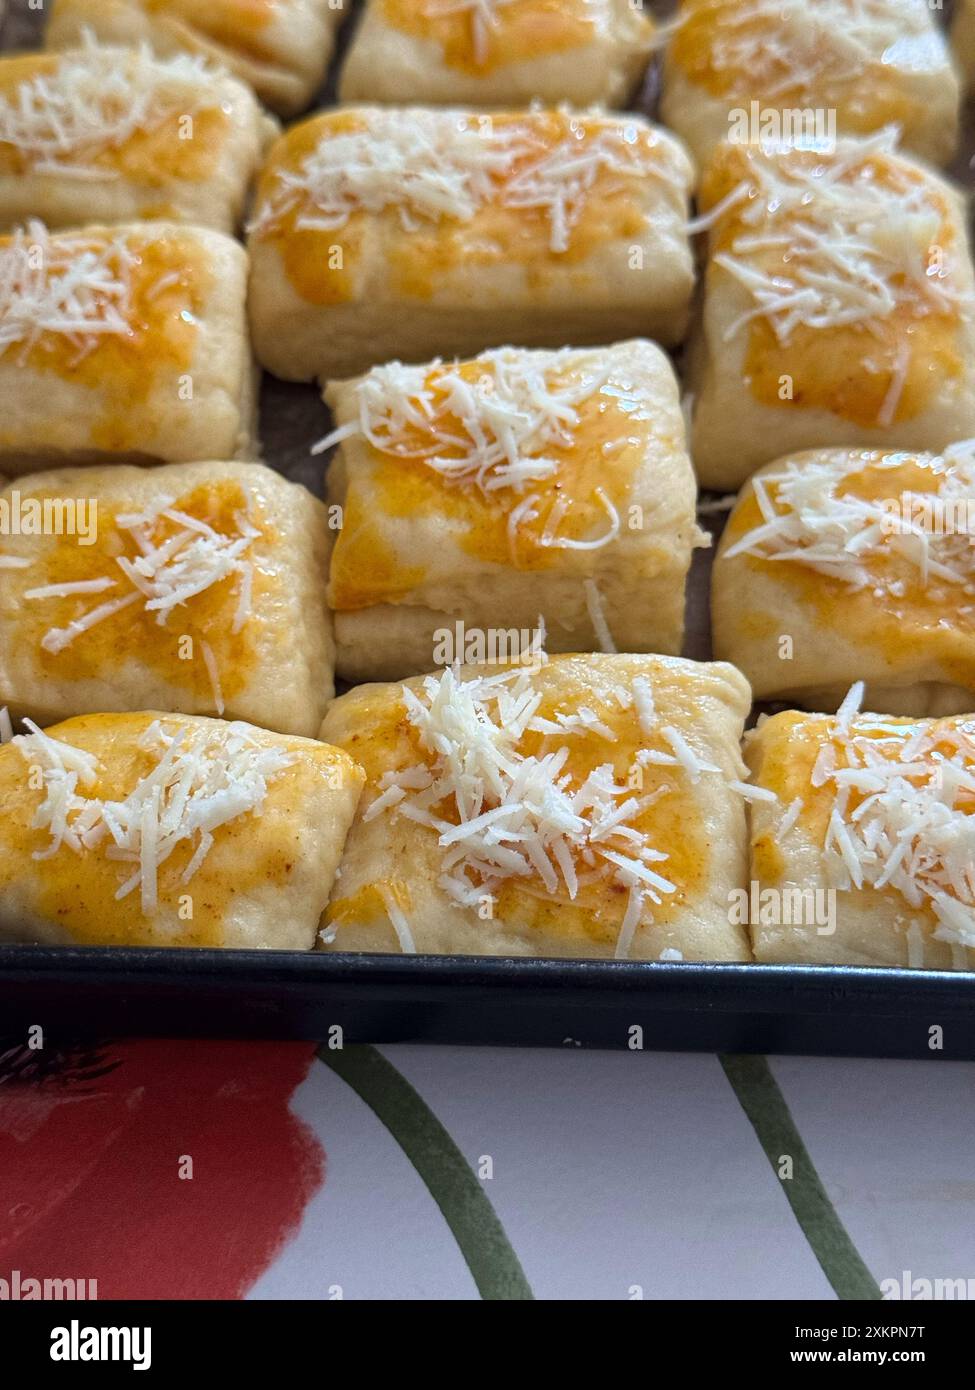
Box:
[835,679,866,734]
[905,920,925,969]
[705,132,967,357]
[0,41,213,178]
[723,444,975,596]
[727,777,778,803]
[660,725,721,783]
[252,108,672,255]
[421,0,522,66]
[788,687,975,952]
[37,497,259,716]
[631,675,656,735]
[363,665,685,955]
[13,718,292,915]
[777,795,803,837]
[498,123,660,256]
[314,347,642,554]
[685,0,942,104]
[696,493,738,516]
[252,109,529,237]
[583,578,617,653]
[0,220,136,364]
[200,639,225,718]
[614,882,645,960]
[377,882,417,953]
[25,577,117,600]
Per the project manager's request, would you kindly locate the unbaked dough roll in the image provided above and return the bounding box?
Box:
[323,340,704,681]
[340,0,655,108]
[662,0,960,171]
[712,444,975,717]
[746,698,975,970]
[0,46,271,235]
[0,221,256,473]
[247,106,696,381]
[319,653,754,961]
[0,711,364,949]
[688,137,975,490]
[0,460,335,736]
[45,0,343,117]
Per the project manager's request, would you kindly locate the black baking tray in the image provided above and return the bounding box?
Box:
[1,947,974,1058]
[2,1,974,1057]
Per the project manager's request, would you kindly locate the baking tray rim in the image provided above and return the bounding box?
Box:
[3,945,974,1013]
[1,5,973,1053]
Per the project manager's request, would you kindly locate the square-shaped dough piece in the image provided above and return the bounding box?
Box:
[340,0,655,108]
[318,653,753,960]
[662,0,960,171]
[688,138,975,490]
[0,461,335,736]
[956,0,975,91]
[45,0,343,117]
[0,711,364,949]
[746,701,975,970]
[324,340,702,682]
[247,106,695,381]
[0,47,271,236]
[0,221,255,474]
[713,444,975,717]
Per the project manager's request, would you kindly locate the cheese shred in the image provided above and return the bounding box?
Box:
[360,665,714,953]
[705,133,968,384]
[314,347,644,555]
[13,719,293,916]
[0,40,213,178]
[785,689,975,953]
[0,220,136,364]
[724,444,975,596]
[253,108,676,256]
[37,497,259,706]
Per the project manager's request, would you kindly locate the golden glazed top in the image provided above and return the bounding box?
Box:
[698,139,967,426]
[325,348,666,608]
[0,711,360,946]
[0,48,232,186]
[669,0,944,144]
[251,107,689,303]
[720,447,975,689]
[382,0,625,74]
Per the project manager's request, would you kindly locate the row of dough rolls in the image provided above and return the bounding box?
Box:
[0,338,699,719]
[3,654,971,975]
[6,117,975,497]
[40,1,975,150]
[0,2,971,966]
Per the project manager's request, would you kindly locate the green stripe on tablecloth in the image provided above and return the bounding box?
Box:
[721,1054,881,1301]
[318,1044,534,1301]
